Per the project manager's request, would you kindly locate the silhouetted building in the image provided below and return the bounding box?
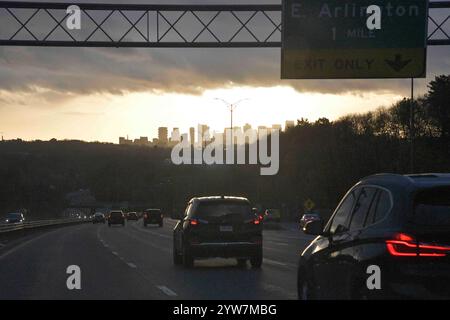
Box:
[189,127,195,145]
[272,124,282,131]
[119,136,133,145]
[158,127,168,146]
[285,120,295,130]
[198,124,210,144]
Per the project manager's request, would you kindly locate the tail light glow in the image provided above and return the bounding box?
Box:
[189,219,199,226]
[386,233,450,257]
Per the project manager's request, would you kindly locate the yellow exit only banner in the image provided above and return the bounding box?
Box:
[281,48,426,79]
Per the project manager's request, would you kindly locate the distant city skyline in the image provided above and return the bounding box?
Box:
[118,120,295,147]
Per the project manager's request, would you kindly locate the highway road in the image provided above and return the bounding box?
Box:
[0,219,313,300]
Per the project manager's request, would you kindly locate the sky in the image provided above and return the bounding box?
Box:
[0,0,449,143]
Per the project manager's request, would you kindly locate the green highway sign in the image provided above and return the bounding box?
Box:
[281,0,428,79]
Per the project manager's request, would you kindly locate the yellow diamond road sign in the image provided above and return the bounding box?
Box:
[304,199,315,211]
[282,0,428,79]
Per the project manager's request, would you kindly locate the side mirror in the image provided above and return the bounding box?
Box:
[171,211,184,220]
[303,219,324,235]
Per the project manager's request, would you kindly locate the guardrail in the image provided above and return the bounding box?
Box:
[0,218,90,234]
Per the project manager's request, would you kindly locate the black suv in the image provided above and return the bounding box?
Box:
[297,173,450,300]
[173,196,263,268]
[143,209,163,227]
[108,210,125,227]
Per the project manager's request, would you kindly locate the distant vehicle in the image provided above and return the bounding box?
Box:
[127,212,138,221]
[4,212,25,224]
[108,210,125,227]
[173,196,263,268]
[252,207,264,222]
[264,208,281,222]
[297,174,450,300]
[143,209,163,227]
[92,213,106,224]
[299,212,321,228]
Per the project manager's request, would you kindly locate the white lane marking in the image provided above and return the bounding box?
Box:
[131,221,171,239]
[127,262,137,269]
[116,229,171,254]
[103,243,109,248]
[263,258,297,269]
[0,243,5,248]
[157,285,177,297]
[274,242,289,246]
[111,251,119,256]
[263,258,287,267]
[262,283,297,300]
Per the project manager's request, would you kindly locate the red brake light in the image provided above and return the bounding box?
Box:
[397,233,414,241]
[386,233,450,257]
[253,218,261,225]
[189,219,199,226]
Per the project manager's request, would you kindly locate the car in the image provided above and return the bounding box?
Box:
[92,212,106,224]
[297,173,450,300]
[108,210,125,227]
[143,209,163,227]
[264,208,281,222]
[127,212,138,221]
[252,207,264,222]
[173,196,263,268]
[299,212,321,228]
[4,212,25,224]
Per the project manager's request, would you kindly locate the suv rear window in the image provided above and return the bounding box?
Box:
[413,187,450,227]
[110,212,122,217]
[192,201,253,222]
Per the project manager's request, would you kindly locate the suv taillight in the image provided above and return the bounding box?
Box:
[386,233,450,257]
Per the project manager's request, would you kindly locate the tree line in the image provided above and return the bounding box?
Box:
[0,75,449,220]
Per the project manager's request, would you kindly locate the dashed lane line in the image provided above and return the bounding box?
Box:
[157,285,178,297]
[263,258,287,267]
[263,258,297,269]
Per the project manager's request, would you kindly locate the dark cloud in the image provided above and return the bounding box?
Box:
[0,0,449,99]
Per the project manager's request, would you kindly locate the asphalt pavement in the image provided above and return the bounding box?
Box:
[0,219,313,300]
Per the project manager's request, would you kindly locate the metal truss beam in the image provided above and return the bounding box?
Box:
[0,1,448,47]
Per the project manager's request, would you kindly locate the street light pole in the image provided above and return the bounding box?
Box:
[214,98,249,132]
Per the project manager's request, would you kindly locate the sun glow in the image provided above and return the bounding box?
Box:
[0,86,402,143]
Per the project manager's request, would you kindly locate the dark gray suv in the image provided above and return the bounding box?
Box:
[298,173,450,300]
[173,196,263,268]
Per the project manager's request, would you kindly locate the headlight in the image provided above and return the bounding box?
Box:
[5,219,9,223]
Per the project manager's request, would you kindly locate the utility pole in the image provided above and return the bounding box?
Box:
[0,132,4,141]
